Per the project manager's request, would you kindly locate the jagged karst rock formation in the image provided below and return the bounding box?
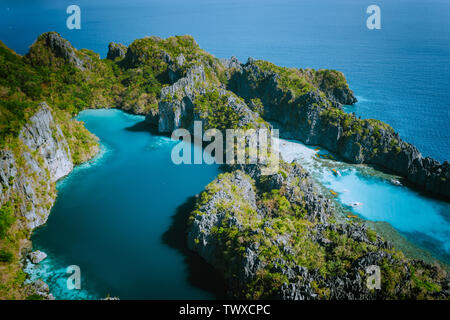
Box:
[26,32,89,70]
[106,42,127,61]
[225,58,449,199]
[25,279,55,300]
[188,163,450,299]
[156,63,265,135]
[157,64,207,132]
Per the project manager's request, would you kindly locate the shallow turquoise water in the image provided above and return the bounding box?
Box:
[323,170,450,263]
[279,139,450,264]
[29,109,222,299]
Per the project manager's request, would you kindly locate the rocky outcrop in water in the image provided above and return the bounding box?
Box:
[188,162,450,299]
[27,250,47,264]
[408,157,450,198]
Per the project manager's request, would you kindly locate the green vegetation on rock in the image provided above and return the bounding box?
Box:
[188,164,449,300]
[194,90,243,130]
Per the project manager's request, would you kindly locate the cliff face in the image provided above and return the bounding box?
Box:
[19,104,73,183]
[156,64,207,132]
[188,163,450,300]
[0,102,98,299]
[226,59,450,199]
[149,60,267,135]
[26,32,89,71]
[1,103,73,230]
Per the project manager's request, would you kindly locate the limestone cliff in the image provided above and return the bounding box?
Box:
[226,58,449,199]
[188,163,450,299]
[1,103,74,230]
[0,102,98,299]
[155,64,265,135]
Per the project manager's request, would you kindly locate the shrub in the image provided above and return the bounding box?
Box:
[0,249,13,262]
[0,202,15,238]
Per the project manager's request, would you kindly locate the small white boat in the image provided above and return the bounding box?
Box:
[350,202,363,207]
[390,179,401,186]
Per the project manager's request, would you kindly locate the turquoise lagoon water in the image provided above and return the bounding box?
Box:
[28,109,223,299]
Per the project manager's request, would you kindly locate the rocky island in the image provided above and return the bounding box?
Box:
[0,32,448,299]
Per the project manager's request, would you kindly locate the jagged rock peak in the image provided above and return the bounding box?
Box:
[27,32,87,70]
[107,42,127,60]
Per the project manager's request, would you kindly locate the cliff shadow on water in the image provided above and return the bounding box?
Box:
[121,114,225,297]
[162,196,227,299]
[123,115,228,298]
[124,119,162,136]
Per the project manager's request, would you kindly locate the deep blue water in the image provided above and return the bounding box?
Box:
[28,109,222,299]
[2,0,449,161]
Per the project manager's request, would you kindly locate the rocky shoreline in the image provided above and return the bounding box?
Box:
[187,162,450,299]
[0,103,99,299]
[225,58,450,199]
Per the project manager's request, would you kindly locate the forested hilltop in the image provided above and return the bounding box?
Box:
[0,32,448,299]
